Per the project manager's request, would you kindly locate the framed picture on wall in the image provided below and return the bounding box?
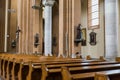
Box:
[81,28,87,46]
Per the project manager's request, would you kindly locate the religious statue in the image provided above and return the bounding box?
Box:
[76,24,82,40]
[74,24,82,46]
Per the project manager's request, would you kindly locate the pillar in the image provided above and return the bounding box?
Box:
[43,0,55,56]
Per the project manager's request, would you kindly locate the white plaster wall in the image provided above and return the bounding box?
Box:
[105,0,118,58]
[81,0,105,58]
[117,0,120,57]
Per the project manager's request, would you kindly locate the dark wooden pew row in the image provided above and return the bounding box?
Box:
[0,53,116,80]
[60,64,120,80]
[0,53,83,80]
[29,61,120,80]
[13,58,106,80]
[0,54,45,80]
[61,67,120,80]
[95,69,120,80]
[0,53,42,80]
[0,53,106,80]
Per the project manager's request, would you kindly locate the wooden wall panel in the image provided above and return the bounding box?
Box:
[17,0,43,54]
[17,0,22,53]
[73,0,81,55]
[59,0,81,57]
[7,0,17,53]
[52,1,59,56]
[0,0,6,52]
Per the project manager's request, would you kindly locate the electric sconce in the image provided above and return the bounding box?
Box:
[34,33,40,48]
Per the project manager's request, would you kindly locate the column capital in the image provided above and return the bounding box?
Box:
[42,0,55,6]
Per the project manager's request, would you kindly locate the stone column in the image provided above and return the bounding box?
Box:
[43,0,55,56]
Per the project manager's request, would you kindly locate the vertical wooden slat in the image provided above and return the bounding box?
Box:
[26,0,30,54]
[39,7,43,54]
[21,0,24,53]
[32,0,41,53]
[59,0,64,56]
[17,0,21,53]
[24,0,27,53]
[29,0,34,53]
[66,0,69,57]
[17,0,43,54]
[68,0,72,56]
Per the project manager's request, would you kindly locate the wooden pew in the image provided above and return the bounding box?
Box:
[95,69,120,80]
[0,54,82,80]
[0,53,117,80]
[9,55,107,80]
[8,57,106,80]
[61,64,120,80]
[61,67,120,80]
[30,61,120,80]
[17,58,104,80]
[0,53,42,80]
[116,57,120,62]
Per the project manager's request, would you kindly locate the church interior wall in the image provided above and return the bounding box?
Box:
[0,0,120,58]
[81,0,105,58]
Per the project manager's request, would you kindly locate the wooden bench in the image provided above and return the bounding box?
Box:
[0,53,43,80]
[61,63,120,80]
[30,61,120,80]
[0,54,105,80]
[15,58,106,80]
[0,54,43,80]
[95,69,120,80]
[0,53,117,80]
[61,67,120,80]
[0,53,84,80]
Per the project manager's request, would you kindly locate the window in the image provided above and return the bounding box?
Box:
[88,0,99,29]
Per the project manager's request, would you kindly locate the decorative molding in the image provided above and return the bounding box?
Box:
[43,0,55,6]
